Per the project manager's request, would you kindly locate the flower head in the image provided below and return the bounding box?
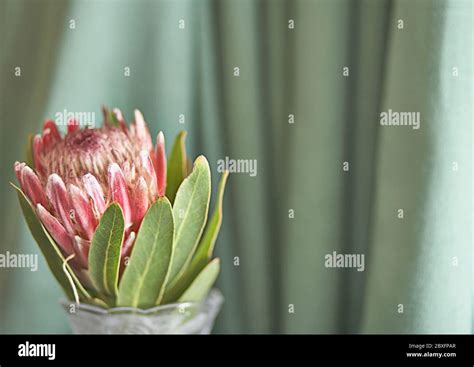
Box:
[14,108,166,270]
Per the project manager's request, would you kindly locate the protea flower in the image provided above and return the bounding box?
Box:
[13,107,228,309]
[15,109,165,270]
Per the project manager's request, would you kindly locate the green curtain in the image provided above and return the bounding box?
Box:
[0,0,471,334]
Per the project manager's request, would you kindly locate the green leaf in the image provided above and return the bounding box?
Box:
[178,258,220,303]
[25,134,34,167]
[167,156,211,284]
[166,130,188,203]
[162,171,228,303]
[108,110,119,127]
[102,106,119,127]
[12,183,91,301]
[193,171,229,266]
[186,158,192,175]
[88,203,124,299]
[117,197,174,308]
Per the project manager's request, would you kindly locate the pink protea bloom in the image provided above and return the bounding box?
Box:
[14,108,166,271]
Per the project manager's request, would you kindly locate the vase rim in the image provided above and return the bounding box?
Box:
[60,288,223,316]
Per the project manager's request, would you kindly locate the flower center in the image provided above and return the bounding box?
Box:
[65,129,104,153]
[41,127,141,188]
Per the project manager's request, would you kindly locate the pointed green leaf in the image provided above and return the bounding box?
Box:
[167,156,211,284]
[166,130,188,203]
[102,106,119,127]
[163,171,228,303]
[193,170,229,265]
[178,258,220,303]
[186,158,192,175]
[88,203,124,298]
[108,110,119,127]
[117,197,174,308]
[25,134,34,167]
[12,183,91,301]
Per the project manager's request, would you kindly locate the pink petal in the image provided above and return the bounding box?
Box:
[73,236,90,269]
[108,163,132,227]
[14,161,26,183]
[82,173,106,218]
[43,120,61,142]
[46,174,75,235]
[21,166,47,207]
[32,135,45,176]
[133,109,153,151]
[122,161,131,178]
[140,150,157,197]
[69,184,97,240]
[41,128,54,152]
[36,204,74,254]
[67,119,79,134]
[155,131,167,197]
[133,177,148,229]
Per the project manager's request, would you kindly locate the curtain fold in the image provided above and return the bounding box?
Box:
[0,0,471,333]
[0,0,70,332]
[362,0,472,333]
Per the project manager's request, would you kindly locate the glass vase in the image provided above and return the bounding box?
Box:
[61,289,223,334]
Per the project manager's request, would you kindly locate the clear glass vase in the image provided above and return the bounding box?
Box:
[61,289,223,334]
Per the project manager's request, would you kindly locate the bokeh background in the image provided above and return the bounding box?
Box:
[0,0,472,333]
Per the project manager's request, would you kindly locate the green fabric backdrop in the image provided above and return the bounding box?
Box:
[0,0,471,333]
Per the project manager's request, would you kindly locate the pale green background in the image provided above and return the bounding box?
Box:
[0,0,472,333]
